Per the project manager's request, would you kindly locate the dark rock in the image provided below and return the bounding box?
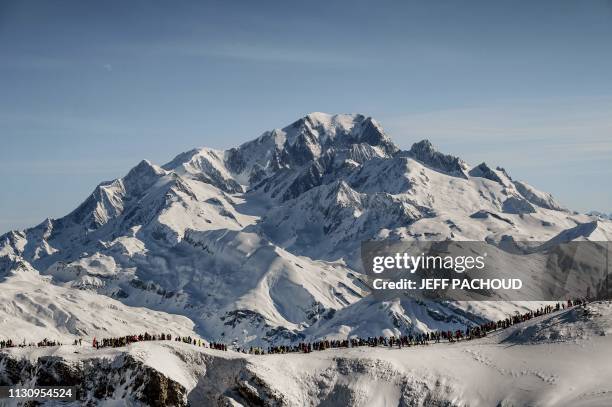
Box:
[407,140,467,178]
[502,197,536,214]
[0,352,188,406]
[469,162,503,184]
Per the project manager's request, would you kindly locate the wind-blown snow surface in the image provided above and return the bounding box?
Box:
[1,112,611,348]
[2,302,611,406]
[0,257,197,343]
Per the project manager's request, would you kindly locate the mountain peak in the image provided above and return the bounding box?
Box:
[469,162,504,184]
[123,159,166,190]
[410,139,434,151]
[408,139,467,178]
[162,149,201,171]
[302,112,365,129]
[127,159,164,177]
[226,113,398,190]
[286,113,394,149]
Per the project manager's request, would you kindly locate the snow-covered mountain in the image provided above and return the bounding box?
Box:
[1,112,611,347]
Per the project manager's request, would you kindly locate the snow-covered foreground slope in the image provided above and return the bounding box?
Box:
[244,304,612,407]
[0,256,198,343]
[2,302,611,406]
[1,112,611,348]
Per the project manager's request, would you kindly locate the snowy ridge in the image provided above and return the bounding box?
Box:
[2,302,612,406]
[0,255,198,342]
[1,112,611,348]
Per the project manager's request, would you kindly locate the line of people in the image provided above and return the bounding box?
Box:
[90,332,228,351]
[93,332,172,349]
[0,299,586,354]
[259,299,586,355]
[0,338,63,349]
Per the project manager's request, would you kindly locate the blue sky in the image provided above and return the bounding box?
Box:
[1,0,611,233]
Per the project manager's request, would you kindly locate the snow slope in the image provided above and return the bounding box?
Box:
[0,255,198,343]
[2,302,611,406]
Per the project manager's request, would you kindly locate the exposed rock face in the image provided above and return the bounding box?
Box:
[164,149,244,194]
[468,162,503,184]
[188,355,289,406]
[0,353,187,406]
[407,140,467,178]
[470,210,514,225]
[502,196,536,214]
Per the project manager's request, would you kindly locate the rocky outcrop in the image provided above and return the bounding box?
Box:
[469,162,503,184]
[407,140,467,178]
[0,352,187,406]
[502,196,536,214]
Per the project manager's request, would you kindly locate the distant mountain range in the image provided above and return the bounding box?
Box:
[588,211,612,220]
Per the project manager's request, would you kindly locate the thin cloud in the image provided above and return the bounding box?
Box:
[197,43,358,65]
[118,40,363,66]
